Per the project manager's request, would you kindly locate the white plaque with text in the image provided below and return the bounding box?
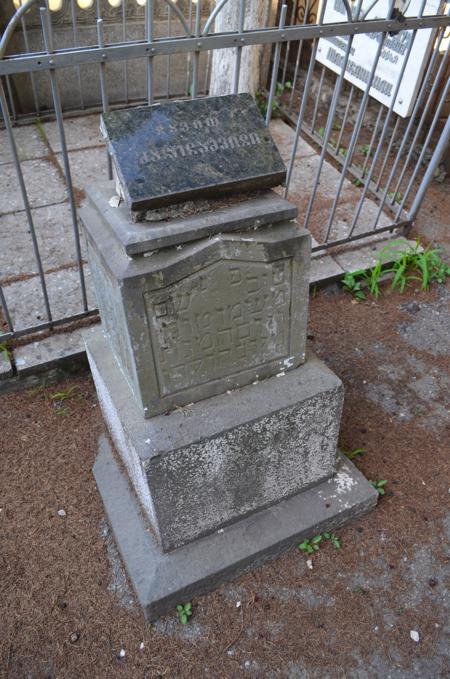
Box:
[316,0,441,117]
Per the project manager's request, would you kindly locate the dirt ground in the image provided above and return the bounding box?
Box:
[1,179,450,678]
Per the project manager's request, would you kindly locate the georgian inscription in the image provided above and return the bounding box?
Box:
[145,260,292,397]
[143,132,263,164]
[316,0,441,118]
[101,94,286,210]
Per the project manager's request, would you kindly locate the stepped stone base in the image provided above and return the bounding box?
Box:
[86,327,345,552]
[94,436,378,621]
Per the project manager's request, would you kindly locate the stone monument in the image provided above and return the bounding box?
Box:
[80,93,377,620]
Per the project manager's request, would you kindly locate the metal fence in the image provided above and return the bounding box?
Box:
[0,0,449,344]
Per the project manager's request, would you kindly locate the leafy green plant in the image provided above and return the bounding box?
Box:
[387,190,403,205]
[344,448,366,460]
[342,272,367,300]
[341,239,450,300]
[360,143,371,157]
[370,479,388,496]
[256,81,292,117]
[298,534,322,554]
[50,385,79,402]
[0,333,9,364]
[176,602,192,624]
[322,532,342,549]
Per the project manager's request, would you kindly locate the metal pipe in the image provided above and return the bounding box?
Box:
[233,0,246,94]
[310,65,326,134]
[97,18,113,179]
[407,113,450,222]
[40,6,88,312]
[21,15,41,115]
[288,0,310,113]
[265,3,288,126]
[145,0,154,105]
[0,80,53,326]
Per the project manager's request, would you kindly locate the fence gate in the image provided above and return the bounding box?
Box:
[0,0,449,346]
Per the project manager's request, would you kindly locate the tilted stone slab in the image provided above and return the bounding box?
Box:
[80,203,311,418]
[93,435,378,621]
[100,94,286,210]
[86,326,344,552]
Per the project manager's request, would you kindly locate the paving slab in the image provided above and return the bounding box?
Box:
[93,435,378,621]
[0,352,13,379]
[1,266,94,331]
[14,326,88,375]
[270,119,392,243]
[309,254,345,284]
[334,237,418,273]
[0,159,67,215]
[0,202,80,281]
[0,123,48,165]
[44,113,105,153]
[56,147,110,201]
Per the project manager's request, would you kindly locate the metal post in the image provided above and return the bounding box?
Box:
[265,3,287,126]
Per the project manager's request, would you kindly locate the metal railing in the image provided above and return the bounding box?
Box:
[0,0,449,344]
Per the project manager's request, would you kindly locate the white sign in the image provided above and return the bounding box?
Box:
[316,0,441,117]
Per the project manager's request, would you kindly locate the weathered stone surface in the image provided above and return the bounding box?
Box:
[14,327,88,375]
[0,124,48,165]
[85,183,298,254]
[0,159,67,215]
[2,266,94,331]
[101,94,286,210]
[86,327,344,551]
[81,202,310,417]
[93,435,378,621]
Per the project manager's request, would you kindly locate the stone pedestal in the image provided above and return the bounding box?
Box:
[81,181,377,620]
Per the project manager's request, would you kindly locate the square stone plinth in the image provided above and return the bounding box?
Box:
[94,435,378,621]
[80,201,311,418]
[86,327,344,552]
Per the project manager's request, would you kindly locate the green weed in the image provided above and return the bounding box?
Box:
[176,602,192,625]
[360,143,371,157]
[370,479,388,496]
[387,190,403,205]
[344,448,366,460]
[0,333,9,364]
[298,532,342,554]
[341,239,450,300]
[50,385,80,402]
[256,81,292,117]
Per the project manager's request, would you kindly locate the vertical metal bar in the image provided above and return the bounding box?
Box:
[397,79,450,219]
[334,84,353,157]
[288,0,310,113]
[191,0,202,99]
[97,18,113,179]
[5,76,17,123]
[265,3,288,126]
[407,114,450,222]
[70,0,85,109]
[391,37,450,202]
[204,48,212,94]
[233,0,246,94]
[166,5,172,99]
[0,284,14,334]
[21,16,41,115]
[280,0,298,86]
[323,14,392,241]
[310,65,326,133]
[361,103,383,175]
[40,6,88,312]
[0,81,52,326]
[145,0,154,105]
[285,0,329,193]
[374,115,401,190]
[186,0,193,95]
[348,0,428,235]
[303,0,364,229]
[122,0,129,104]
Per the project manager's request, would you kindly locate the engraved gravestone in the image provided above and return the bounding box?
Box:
[82,93,378,620]
[101,93,286,210]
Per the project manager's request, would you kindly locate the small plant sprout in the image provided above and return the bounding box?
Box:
[342,272,366,300]
[360,143,371,157]
[298,534,322,554]
[0,333,9,364]
[176,602,192,624]
[322,532,342,549]
[50,385,80,402]
[370,479,388,496]
[344,448,366,460]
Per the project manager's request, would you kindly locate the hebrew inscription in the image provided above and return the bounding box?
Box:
[145,260,292,397]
